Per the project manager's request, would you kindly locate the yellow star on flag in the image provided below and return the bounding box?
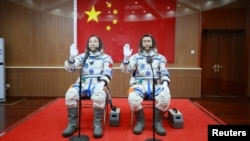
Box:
[106,25,111,31]
[104,2,118,31]
[113,19,118,24]
[85,6,102,23]
[106,2,112,8]
[113,9,118,15]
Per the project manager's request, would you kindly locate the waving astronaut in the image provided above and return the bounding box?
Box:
[63,35,113,138]
[120,34,171,136]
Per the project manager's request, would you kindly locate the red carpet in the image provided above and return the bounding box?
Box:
[0,98,225,141]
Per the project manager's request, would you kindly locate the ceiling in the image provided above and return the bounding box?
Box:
[7,0,250,19]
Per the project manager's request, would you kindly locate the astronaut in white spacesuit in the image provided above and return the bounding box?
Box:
[62,35,113,138]
[121,34,171,136]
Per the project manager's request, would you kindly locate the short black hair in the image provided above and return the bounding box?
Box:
[139,34,157,53]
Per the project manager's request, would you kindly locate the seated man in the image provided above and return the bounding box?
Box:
[62,35,113,138]
[120,34,171,136]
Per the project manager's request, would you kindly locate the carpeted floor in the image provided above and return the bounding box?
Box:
[0,98,225,141]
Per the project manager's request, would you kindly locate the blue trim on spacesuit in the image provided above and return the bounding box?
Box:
[133,84,162,100]
[134,87,144,98]
[147,80,151,96]
[87,79,92,97]
[72,83,93,98]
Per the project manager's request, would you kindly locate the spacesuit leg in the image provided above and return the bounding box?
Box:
[91,90,107,138]
[155,89,171,112]
[128,91,145,134]
[62,87,79,137]
[91,90,107,109]
[154,88,171,136]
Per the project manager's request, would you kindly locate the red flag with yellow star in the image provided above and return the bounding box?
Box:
[77,0,176,63]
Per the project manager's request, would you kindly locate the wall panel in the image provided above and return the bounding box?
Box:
[202,8,247,30]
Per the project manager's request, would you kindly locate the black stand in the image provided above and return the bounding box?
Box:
[145,56,161,141]
[69,135,89,141]
[70,52,90,141]
[106,86,117,111]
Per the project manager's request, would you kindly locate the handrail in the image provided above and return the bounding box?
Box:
[5,66,202,70]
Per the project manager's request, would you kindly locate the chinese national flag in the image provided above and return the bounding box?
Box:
[77,0,176,63]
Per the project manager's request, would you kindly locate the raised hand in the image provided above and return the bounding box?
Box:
[123,44,133,57]
[69,43,78,60]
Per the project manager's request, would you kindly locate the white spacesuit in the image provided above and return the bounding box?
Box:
[121,34,171,136]
[62,35,113,138]
[64,50,113,109]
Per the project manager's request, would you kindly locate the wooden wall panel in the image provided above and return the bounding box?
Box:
[6,67,201,98]
[109,69,131,97]
[202,8,247,30]
[0,0,73,66]
[168,69,201,98]
[6,68,77,97]
[174,12,200,67]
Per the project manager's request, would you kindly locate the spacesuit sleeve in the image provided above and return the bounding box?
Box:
[99,54,113,85]
[120,54,136,73]
[64,54,82,72]
[159,55,170,83]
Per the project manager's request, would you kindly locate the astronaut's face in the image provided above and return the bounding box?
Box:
[88,36,100,52]
[142,36,153,52]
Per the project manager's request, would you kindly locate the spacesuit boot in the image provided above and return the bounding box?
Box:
[93,108,104,138]
[133,109,145,134]
[62,107,78,137]
[154,108,166,136]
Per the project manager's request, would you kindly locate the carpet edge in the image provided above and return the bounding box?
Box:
[0,98,60,136]
[192,102,226,125]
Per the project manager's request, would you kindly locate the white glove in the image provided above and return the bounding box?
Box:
[161,81,170,92]
[69,43,78,60]
[123,44,132,62]
[94,81,105,93]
